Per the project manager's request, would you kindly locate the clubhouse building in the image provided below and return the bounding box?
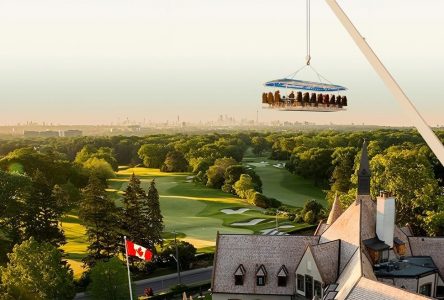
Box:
[211,142,444,299]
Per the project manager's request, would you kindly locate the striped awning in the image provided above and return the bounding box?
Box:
[265,78,347,92]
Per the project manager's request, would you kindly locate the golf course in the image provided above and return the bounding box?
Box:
[61,153,325,277]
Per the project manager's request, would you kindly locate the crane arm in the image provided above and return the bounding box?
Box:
[325,0,444,166]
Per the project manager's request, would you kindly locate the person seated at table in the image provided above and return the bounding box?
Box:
[317,93,324,106]
[302,92,310,106]
[330,95,336,106]
[267,92,274,105]
[310,93,317,106]
[296,92,303,105]
[342,95,348,106]
[274,90,281,106]
[262,93,268,104]
[323,94,330,106]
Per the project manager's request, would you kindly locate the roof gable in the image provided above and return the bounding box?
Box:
[277,265,288,277]
[321,200,362,273]
[310,240,340,284]
[256,264,267,276]
[327,193,343,225]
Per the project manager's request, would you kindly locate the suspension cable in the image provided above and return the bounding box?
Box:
[306,0,311,65]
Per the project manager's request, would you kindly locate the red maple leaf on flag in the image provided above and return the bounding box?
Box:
[126,240,153,261]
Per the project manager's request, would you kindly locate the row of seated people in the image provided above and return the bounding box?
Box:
[262,91,348,107]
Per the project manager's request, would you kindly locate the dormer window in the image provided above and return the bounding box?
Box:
[277,265,288,287]
[234,264,246,286]
[256,265,267,286]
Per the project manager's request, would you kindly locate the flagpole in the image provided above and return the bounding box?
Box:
[124,236,134,300]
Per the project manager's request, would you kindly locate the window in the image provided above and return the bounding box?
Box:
[234,275,244,286]
[234,264,245,286]
[381,249,389,263]
[419,283,432,297]
[278,276,287,287]
[437,285,444,298]
[256,264,267,286]
[277,265,288,287]
[297,274,305,292]
[314,280,323,298]
[257,276,265,286]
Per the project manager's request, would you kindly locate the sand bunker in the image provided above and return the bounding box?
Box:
[279,225,295,229]
[221,208,249,215]
[232,219,265,226]
[248,161,269,168]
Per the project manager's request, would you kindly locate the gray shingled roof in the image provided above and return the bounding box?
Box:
[310,240,340,284]
[327,194,343,225]
[408,237,444,278]
[212,234,319,295]
[320,200,362,273]
[347,277,429,300]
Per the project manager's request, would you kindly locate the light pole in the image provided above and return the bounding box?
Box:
[275,209,280,231]
[170,230,182,285]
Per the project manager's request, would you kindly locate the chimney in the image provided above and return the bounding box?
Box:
[376,191,395,248]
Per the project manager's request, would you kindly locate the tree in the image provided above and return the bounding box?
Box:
[370,148,442,233]
[331,147,358,193]
[299,200,325,224]
[161,151,188,172]
[0,147,78,186]
[75,146,118,171]
[83,157,115,180]
[0,237,75,300]
[222,165,244,193]
[121,174,147,247]
[233,174,255,199]
[80,175,120,266]
[121,175,164,253]
[21,170,65,247]
[159,240,196,271]
[87,257,132,300]
[138,144,169,168]
[188,157,213,173]
[140,179,164,249]
[251,136,270,156]
[205,157,237,188]
[289,147,333,186]
[0,171,31,262]
[423,208,444,236]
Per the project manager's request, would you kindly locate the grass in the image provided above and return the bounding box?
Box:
[242,151,326,207]
[60,156,325,277]
[60,213,88,278]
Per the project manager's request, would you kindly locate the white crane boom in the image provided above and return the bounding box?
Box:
[325,0,444,166]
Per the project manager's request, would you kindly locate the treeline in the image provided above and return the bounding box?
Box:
[252,129,444,236]
[1,129,444,236]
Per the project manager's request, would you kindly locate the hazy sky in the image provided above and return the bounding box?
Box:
[1,0,443,126]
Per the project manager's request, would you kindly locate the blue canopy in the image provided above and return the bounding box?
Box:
[265,78,347,92]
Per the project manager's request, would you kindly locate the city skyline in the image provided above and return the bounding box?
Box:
[1,0,443,126]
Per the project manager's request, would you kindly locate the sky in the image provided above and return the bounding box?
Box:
[0,0,443,126]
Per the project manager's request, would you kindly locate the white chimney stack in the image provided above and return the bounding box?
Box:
[376,191,395,248]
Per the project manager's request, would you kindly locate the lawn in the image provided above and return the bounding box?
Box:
[60,161,324,278]
[61,168,289,276]
[242,151,326,207]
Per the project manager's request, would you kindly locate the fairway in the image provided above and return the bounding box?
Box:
[61,167,298,276]
[243,152,326,207]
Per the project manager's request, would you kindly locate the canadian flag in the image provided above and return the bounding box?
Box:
[126,240,153,261]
